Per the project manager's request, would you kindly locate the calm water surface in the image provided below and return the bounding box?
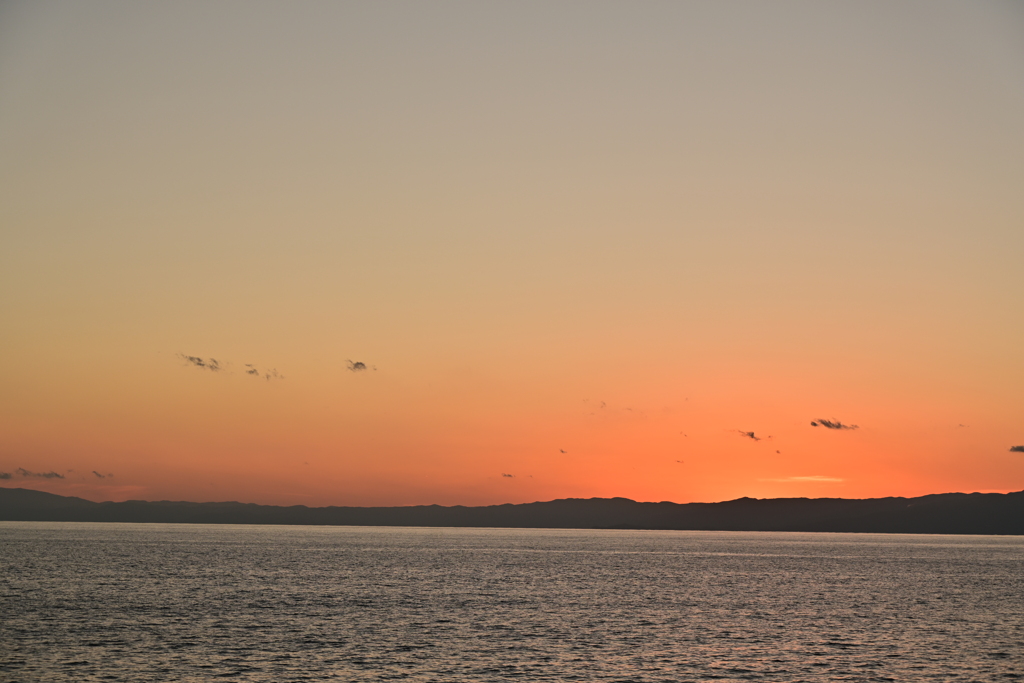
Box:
[1,523,1022,682]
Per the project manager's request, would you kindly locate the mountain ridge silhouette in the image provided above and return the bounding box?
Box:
[2,487,1022,534]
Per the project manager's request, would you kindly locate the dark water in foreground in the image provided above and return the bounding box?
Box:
[1,523,1022,682]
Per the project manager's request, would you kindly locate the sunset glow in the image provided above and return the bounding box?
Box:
[1,1,1022,506]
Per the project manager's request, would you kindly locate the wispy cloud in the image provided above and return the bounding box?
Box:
[15,468,64,479]
[92,471,114,479]
[178,354,222,371]
[501,473,515,478]
[738,430,762,441]
[811,419,859,430]
[0,472,11,480]
[178,354,282,381]
[247,365,282,381]
[760,475,844,483]
[347,360,375,372]
[1010,445,1024,453]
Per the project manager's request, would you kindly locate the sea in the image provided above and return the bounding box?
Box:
[1,523,1022,682]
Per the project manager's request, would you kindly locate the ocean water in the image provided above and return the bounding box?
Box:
[1,523,1022,682]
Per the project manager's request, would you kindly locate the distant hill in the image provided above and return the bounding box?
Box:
[1,487,1022,534]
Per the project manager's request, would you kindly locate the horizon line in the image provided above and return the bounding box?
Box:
[3,485,1021,509]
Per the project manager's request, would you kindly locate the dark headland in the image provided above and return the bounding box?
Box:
[2,487,1022,534]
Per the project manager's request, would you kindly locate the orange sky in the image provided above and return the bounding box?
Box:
[1,1,1022,506]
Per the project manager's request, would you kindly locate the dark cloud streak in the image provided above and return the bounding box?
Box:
[15,468,64,479]
[179,354,222,371]
[811,419,859,430]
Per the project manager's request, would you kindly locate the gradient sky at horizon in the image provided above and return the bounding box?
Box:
[1,0,1022,506]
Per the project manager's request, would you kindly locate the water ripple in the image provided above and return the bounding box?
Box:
[1,524,1022,682]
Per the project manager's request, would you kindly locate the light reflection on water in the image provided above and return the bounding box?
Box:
[2,523,1022,682]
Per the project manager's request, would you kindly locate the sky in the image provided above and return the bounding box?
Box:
[1,0,1022,507]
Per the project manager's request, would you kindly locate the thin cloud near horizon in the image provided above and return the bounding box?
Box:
[760,476,845,483]
[0,469,116,481]
[7,468,66,479]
